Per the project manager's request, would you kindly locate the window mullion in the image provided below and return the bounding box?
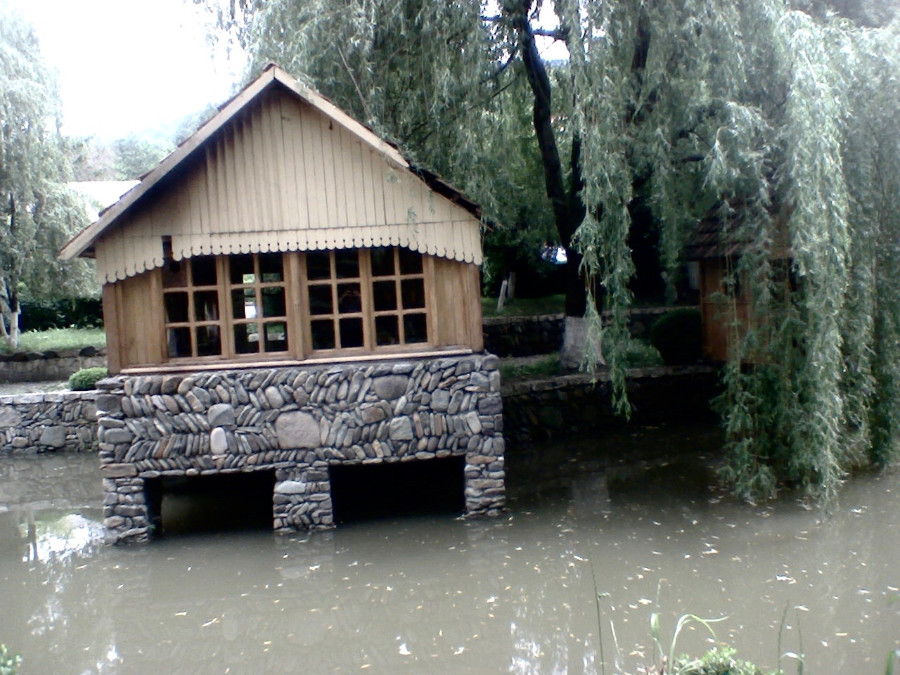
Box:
[286,253,304,359]
[395,249,406,344]
[423,254,436,347]
[297,253,312,358]
[253,255,263,356]
[360,249,375,352]
[219,256,234,359]
[330,253,340,348]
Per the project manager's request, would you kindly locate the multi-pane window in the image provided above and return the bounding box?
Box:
[162,256,222,358]
[370,247,427,346]
[161,247,429,362]
[304,247,430,353]
[306,250,366,350]
[229,253,288,354]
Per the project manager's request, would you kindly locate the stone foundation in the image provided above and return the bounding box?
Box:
[96,354,505,543]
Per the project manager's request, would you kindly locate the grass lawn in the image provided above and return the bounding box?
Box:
[482,294,565,319]
[499,355,564,382]
[0,327,106,354]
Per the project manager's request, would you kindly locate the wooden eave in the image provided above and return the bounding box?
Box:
[59,64,476,261]
[685,205,792,262]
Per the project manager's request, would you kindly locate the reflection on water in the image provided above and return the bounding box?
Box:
[1,427,898,674]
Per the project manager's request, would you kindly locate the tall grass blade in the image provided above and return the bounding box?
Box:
[776,601,789,671]
[887,649,899,675]
[589,562,606,675]
[667,614,728,669]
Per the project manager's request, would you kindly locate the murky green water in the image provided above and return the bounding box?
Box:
[1,425,898,674]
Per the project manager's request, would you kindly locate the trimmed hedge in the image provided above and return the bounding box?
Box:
[650,308,702,365]
[68,367,108,391]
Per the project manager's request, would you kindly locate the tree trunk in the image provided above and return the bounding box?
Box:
[0,279,19,349]
[508,1,597,368]
[509,4,584,302]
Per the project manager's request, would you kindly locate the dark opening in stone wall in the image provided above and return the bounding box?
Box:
[330,456,466,524]
[144,471,276,536]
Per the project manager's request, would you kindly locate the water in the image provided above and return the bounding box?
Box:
[1,425,898,674]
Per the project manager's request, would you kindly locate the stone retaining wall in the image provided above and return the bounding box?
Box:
[95,354,505,543]
[501,365,720,445]
[483,307,698,357]
[483,315,564,357]
[0,391,98,454]
[0,347,107,383]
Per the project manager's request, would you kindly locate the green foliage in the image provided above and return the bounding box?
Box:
[0,327,106,355]
[68,367,108,391]
[622,338,663,368]
[671,646,773,675]
[67,133,171,182]
[560,1,900,503]
[651,611,729,673]
[650,308,702,366]
[481,294,564,319]
[498,355,561,382]
[18,297,103,332]
[211,0,900,503]
[0,644,21,675]
[887,649,900,675]
[111,134,170,180]
[0,8,95,347]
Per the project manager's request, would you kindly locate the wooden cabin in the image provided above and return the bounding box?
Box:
[60,65,504,543]
[686,212,791,362]
[61,65,483,374]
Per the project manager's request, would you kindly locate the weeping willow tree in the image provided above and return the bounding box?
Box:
[0,6,94,348]
[206,0,900,502]
[554,1,900,503]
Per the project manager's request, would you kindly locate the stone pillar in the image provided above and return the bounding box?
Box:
[273,463,333,533]
[465,435,506,517]
[101,472,150,544]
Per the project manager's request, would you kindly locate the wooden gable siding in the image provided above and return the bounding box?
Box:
[94,86,481,284]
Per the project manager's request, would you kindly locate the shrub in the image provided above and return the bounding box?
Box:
[671,646,772,675]
[650,308,702,365]
[68,367,108,391]
[622,338,664,368]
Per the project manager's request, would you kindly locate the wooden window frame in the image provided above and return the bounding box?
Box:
[226,253,291,358]
[299,248,433,357]
[159,247,433,365]
[161,255,225,362]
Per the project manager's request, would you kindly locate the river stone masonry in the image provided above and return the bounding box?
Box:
[0,391,98,454]
[96,354,505,544]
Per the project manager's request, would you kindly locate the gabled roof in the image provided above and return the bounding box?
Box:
[685,203,792,261]
[59,64,481,266]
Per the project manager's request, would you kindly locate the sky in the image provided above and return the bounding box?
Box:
[5,0,245,140]
[5,0,565,143]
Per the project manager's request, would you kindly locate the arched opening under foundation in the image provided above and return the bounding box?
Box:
[330,456,466,524]
[144,471,276,536]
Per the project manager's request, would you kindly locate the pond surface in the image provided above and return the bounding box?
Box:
[1,425,898,674]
